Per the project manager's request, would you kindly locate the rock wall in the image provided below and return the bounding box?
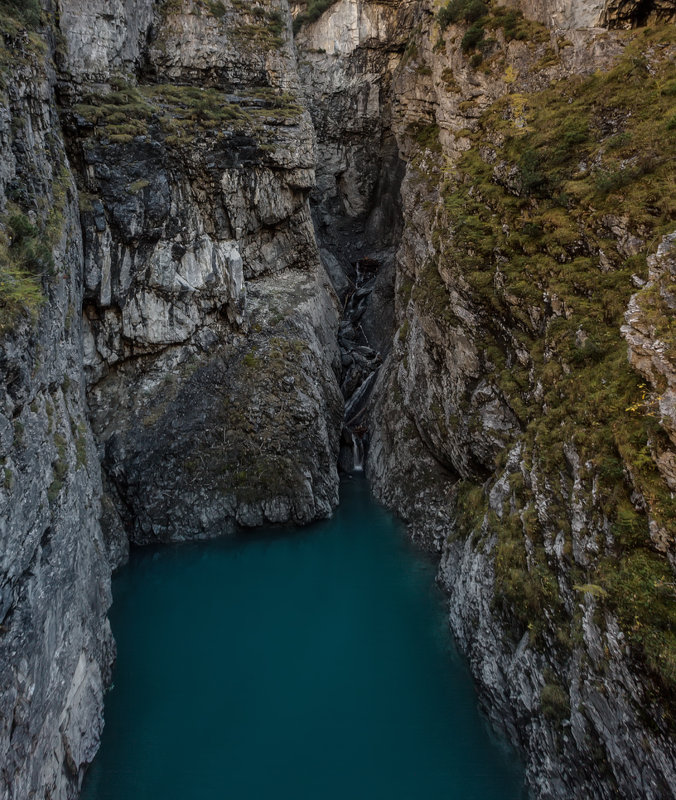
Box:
[294,0,676,797]
[0,0,344,795]
[0,20,113,799]
[623,232,676,541]
[58,0,344,545]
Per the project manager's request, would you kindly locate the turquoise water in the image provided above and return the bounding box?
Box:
[82,477,526,800]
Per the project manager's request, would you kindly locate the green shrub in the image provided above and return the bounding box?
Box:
[267,9,284,38]
[611,501,648,549]
[461,22,485,52]
[518,148,547,195]
[8,213,54,273]
[541,683,570,721]
[437,0,487,29]
[0,210,54,331]
[0,0,40,28]
[492,8,524,40]
[206,0,227,18]
[409,121,441,152]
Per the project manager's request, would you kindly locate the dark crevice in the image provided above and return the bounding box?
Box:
[603,0,676,28]
[309,137,405,473]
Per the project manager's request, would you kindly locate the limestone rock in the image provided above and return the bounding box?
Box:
[0,36,113,800]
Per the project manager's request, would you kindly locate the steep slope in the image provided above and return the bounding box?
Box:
[0,10,113,797]
[0,0,344,796]
[294,0,676,796]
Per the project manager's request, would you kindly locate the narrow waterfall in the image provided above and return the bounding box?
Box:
[351,431,364,472]
[337,257,385,472]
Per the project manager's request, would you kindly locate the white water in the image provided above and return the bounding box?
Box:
[352,431,364,472]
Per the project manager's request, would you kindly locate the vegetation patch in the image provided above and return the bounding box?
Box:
[437,0,549,55]
[0,211,52,332]
[541,682,570,722]
[206,0,227,18]
[414,27,676,694]
[71,81,303,149]
[0,158,70,334]
[0,0,40,31]
[293,0,340,33]
[193,335,312,505]
[407,121,442,153]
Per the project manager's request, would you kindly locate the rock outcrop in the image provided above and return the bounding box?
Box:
[1,0,343,796]
[293,0,676,797]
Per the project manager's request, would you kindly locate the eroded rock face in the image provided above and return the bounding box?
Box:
[292,0,676,798]
[87,266,342,542]
[497,0,605,30]
[56,0,155,82]
[295,0,410,468]
[623,231,676,564]
[58,0,344,545]
[0,34,113,800]
[602,0,676,28]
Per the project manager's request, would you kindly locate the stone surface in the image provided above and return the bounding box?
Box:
[623,231,676,564]
[59,0,345,544]
[0,32,113,800]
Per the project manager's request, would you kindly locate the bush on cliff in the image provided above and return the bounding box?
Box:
[412,25,676,701]
[0,0,40,29]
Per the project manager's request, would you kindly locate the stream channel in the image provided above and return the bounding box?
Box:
[82,477,526,799]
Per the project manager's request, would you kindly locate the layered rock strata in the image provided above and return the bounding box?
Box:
[0,24,113,799]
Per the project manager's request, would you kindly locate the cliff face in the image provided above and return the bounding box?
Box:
[59,0,343,545]
[1,0,343,796]
[290,0,676,797]
[0,17,113,797]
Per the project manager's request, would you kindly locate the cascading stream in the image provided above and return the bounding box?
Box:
[337,257,385,471]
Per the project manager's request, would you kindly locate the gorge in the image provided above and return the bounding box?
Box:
[0,0,675,798]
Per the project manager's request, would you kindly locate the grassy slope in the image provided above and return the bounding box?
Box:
[414,24,676,707]
[0,7,62,332]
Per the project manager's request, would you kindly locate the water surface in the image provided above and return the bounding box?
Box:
[82,477,525,800]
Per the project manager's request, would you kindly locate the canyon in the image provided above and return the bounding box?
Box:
[0,0,675,797]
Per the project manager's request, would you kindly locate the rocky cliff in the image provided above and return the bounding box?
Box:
[291,0,676,797]
[1,0,343,796]
[0,11,113,796]
[1,0,676,797]
[60,0,343,545]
